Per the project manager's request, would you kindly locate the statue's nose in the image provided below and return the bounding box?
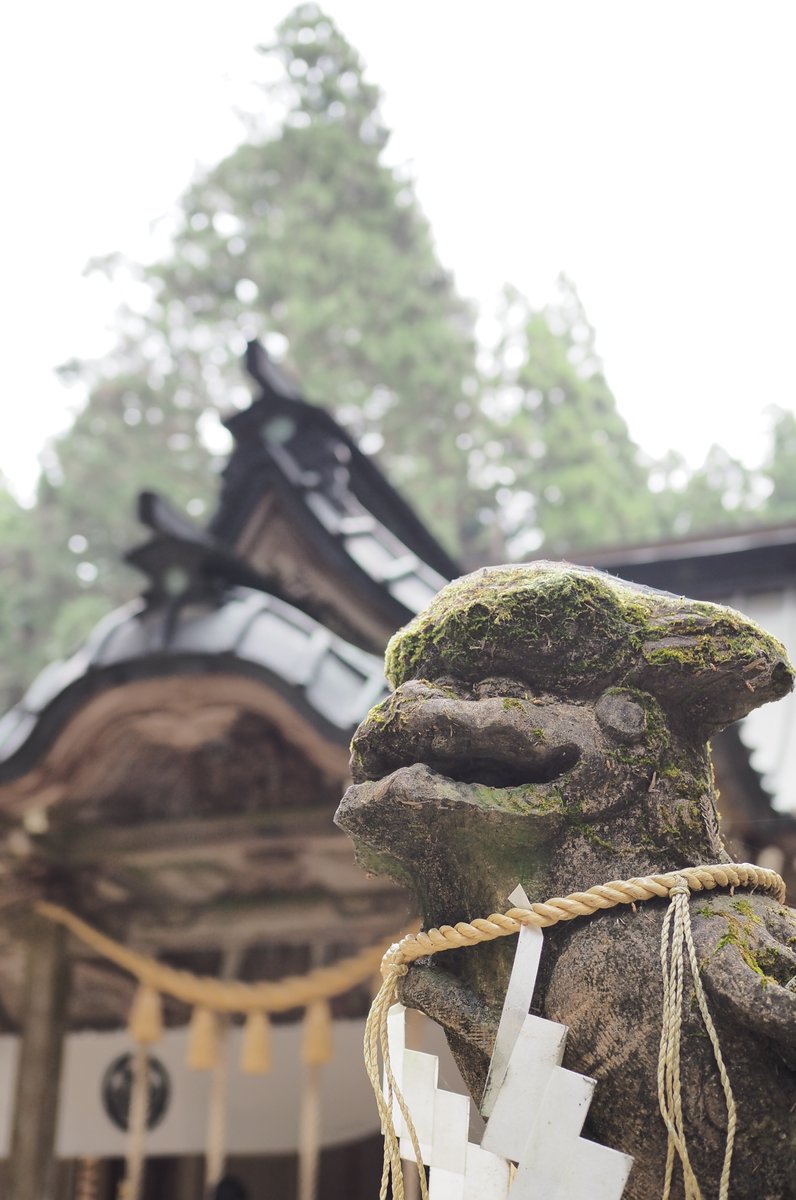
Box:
[351,686,583,788]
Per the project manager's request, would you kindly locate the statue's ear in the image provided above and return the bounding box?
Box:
[627,602,793,735]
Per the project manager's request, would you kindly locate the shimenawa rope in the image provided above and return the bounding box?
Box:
[365,862,785,1200]
[35,899,414,1072]
[657,878,737,1200]
[34,901,413,1200]
[35,901,403,1015]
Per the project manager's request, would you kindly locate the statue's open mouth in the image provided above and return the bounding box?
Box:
[414,743,581,789]
[350,685,589,793]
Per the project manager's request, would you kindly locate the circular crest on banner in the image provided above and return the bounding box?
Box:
[101,1053,171,1132]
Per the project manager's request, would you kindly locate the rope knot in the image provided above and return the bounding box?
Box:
[669,877,690,898]
[382,958,408,980]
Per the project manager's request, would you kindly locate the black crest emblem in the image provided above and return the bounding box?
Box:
[101,1053,170,1132]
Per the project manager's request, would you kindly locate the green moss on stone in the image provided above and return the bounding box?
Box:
[467,782,566,817]
[642,622,768,672]
[705,909,778,986]
[353,841,418,894]
[731,897,760,920]
[383,564,793,730]
[385,564,642,692]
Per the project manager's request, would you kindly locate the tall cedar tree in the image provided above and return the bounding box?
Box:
[146,2,484,550]
[649,444,762,538]
[484,277,659,555]
[4,4,488,705]
[762,407,796,522]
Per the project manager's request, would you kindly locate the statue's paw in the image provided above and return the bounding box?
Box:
[398,959,499,1057]
[695,896,796,1062]
[398,959,500,1101]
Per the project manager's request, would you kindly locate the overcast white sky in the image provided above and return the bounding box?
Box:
[2,1,795,500]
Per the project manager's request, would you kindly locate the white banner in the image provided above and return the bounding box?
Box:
[0,1019,381,1158]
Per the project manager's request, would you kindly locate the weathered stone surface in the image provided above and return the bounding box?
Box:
[335,563,796,1199]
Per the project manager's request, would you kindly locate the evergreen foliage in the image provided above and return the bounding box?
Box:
[483,277,658,555]
[145,1,484,551]
[1,3,795,711]
[650,445,763,538]
[1,4,487,704]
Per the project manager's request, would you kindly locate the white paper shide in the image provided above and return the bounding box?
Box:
[384,884,633,1199]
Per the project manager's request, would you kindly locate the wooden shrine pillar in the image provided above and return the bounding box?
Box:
[7,915,71,1200]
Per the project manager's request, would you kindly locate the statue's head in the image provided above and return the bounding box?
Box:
[337,564,792,921]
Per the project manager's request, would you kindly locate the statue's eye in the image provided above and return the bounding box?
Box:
[595,691,647,743]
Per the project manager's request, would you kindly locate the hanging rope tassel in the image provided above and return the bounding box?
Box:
[128,983,163,1046]
[241,1010,272,1075]
[118,1045,149,1200]
[298,1000,335,1200]
[186,1005,219,1070]
[205,1016,231,1193]
[365,962,426,1200]
[657,876,736,1200]
[302,999,333,1067]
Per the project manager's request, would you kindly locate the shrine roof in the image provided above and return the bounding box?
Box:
[0,341,461,785]
[0,583,386,782]
[207,341,454,649]
[576,520,796,597]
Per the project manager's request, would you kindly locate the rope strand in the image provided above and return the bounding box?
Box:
[34,901,415,1015]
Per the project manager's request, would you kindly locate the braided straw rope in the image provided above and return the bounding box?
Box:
[365,862,786,1200]
[657,878,738,1200]
[119,1045,149,1200]
[33,903,417,1200]
[35,900,408,1012]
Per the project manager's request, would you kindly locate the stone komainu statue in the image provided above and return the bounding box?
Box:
[336,563,796,1200]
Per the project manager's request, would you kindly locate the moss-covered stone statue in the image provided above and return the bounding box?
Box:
[335,563,796,1200]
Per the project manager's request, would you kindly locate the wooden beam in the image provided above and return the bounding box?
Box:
[0,674,350,818]
[7,915,70,1200]
[49,807,343,860]
[125,898,405,953]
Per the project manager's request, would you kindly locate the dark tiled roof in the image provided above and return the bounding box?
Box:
[209,341,454,625]
[0,586,387,781]
[0,342,460,787]
[576,522,796,598]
